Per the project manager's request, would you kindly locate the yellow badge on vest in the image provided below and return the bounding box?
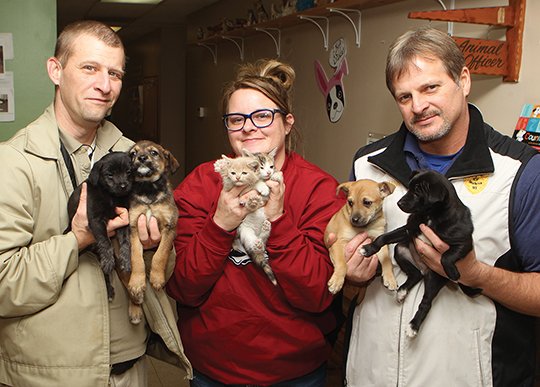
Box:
[464,175,488,194]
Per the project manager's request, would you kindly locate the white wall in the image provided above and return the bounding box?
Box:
[185,0,539,182]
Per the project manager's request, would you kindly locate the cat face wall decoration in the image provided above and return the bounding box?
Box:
[314,57,349,123]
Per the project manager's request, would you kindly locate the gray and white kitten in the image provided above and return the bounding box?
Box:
[214,148,282,285]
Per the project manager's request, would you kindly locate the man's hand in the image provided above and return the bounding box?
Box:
[414,223,482,286]
[327,232,379,286]
[71,183,94,250]
[71,183,129,251]
[137,214,161,250]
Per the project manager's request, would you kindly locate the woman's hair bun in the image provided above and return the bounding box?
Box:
[236,59,295,92]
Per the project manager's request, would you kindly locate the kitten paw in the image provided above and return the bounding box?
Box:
[271,171,283,183]
[246,196,264,210]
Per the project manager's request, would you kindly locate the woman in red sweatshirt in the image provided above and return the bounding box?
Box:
[166,59,345,386]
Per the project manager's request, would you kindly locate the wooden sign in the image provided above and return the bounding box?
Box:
[408,0,525,82]
[453,37,507,77]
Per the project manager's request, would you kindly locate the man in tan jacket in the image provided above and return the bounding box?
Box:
[0,20,191,386]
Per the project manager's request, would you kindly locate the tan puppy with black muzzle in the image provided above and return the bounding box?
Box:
[123,140,179,324]
[325,179,397,296]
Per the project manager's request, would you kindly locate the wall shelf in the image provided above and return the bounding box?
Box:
[192,0,405,64]
[409,0,526,82]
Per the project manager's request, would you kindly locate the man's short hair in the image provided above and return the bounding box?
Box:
[55,20,125,67]
[386,26,465,95]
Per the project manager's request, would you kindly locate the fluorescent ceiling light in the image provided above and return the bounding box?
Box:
[101,0,163,4]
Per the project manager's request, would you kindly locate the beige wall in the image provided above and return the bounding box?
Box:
[185,0,539,181]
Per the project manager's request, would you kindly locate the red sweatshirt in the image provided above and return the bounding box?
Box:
[166,152,345,385]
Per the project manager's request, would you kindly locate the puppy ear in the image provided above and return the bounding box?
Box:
[164,150,180,175]
[87,162,101,186]
[336,182,351,196]
[379,181,396,198]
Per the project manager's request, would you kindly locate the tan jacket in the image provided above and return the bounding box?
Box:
[0,105,192,387]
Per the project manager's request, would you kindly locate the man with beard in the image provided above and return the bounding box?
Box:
[342,26,540,386]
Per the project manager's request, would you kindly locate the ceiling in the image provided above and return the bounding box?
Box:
[57,0,219,42]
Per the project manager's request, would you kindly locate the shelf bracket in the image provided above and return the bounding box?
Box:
[222,36,244,61]
[255,27,281,57]
[298,15,329,50]
[328,8,362,47]
[197,43,217,65]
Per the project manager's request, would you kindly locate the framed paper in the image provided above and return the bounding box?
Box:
[0,71,14,122]
[0,45,4,77]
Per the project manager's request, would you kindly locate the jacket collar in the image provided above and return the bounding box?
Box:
[368,104,494,186]
[24,104,125,161]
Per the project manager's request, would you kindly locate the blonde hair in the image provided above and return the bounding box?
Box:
[221,59,301,153]
[55,20,125,68]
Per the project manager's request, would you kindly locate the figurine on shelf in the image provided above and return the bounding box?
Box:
[196,27,205,40]
[234,18,248,29]
[207,22,223,36]
[296,0,315,11]
[247,9,258,26]
[282,0,297,16]
[255,0,270,24]
[221,17,235,32]
[270,3,282,19]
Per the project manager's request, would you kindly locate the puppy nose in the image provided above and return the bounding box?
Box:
[138,154,148,162]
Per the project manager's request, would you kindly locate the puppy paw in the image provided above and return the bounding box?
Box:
[360,245,376,257]
[149,271,166,291]
[100,256,115,275]
[382,274,398,291]
[129,303,144,325]
[117,257,131,273]
[396,288,408,303]
[443,264,461,282]
[128,276,146,305]
[327,274,345,294]
[405,324,418,338]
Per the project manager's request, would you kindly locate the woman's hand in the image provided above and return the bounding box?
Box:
[264,178,285,222]
[213,186,255,231]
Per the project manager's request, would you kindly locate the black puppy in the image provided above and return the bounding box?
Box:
[67,151,133,300]
[361,170,479,337]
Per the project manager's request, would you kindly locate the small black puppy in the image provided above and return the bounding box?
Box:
[361,170,479,337]
[67,151,133,300]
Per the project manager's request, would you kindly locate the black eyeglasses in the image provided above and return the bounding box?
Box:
[223,108,287,132]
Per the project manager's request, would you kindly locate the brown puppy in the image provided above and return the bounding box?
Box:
[324,179,396,296]
[125,140,179,324]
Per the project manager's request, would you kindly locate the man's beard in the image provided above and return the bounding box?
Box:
[408,109,452,142]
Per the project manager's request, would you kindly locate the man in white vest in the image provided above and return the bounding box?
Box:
[344,26,539,386]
